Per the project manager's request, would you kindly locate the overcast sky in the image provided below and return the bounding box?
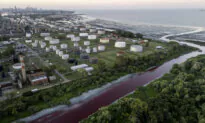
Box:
[1,0,205,9]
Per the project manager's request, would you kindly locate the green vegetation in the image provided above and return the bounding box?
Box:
[82,55,205,123]
[0,41,196,123]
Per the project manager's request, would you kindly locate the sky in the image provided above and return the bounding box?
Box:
[1,0,205,10]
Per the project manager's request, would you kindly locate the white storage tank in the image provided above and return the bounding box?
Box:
[71,37,80,42]
[45,36,52,41]
[56,49,60,55]
[115,41,126,48]
[93,47,98,53]
[45,47,50,52]
[40,33,50,37]
[74,42,79,47]
[89,29,96,33]
[52,46,57,51]
[100,38,110,43]
[50,39,60,44]
[58,51,63,57]
[66,34,75,39]
[32,43,37,47]
[88,35,97,40]
[130,45,143,52]
[98,45,106,51]
[26,33,32,38]
[84,41,90,46]
[25,40,32,43]
[62,54,69,60]
[35,40,38,44]
[60,44,68,49]
[86,47,91,54]
[40,43,46,48]
[79,33,88,37]
[98,30,105,35]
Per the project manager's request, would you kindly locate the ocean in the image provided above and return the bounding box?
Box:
[77,9,205,40]
[77,9,205,28]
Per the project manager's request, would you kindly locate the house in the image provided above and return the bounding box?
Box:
[58,51,64,57]
[32,43,38,48]
[45,47,50,52]
[80,53,89,59]
[92,47,98,53]
[90,58,98,64]
[100,38,110,43]
[74,42,79,47]
[117,51,125,57]
[130,45,143,52]
[115,41,126,48]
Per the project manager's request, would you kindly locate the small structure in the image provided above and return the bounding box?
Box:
[98,45,106,51]
[62,54,69,60]
[130,45,143,52]
[88,35,97,40]
[27,69,48,86]
[71,64,88,71]
[84,41,90,46]
[60,44,68,49]
[100,38,110,43]
[40,33,50,37]
[115,41,126,48]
